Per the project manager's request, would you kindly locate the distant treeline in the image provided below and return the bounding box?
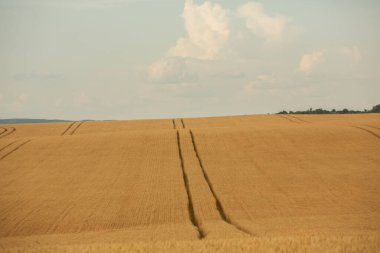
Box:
[278,104,380,115]
[0,119,71,124]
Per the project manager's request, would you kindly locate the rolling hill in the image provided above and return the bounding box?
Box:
[0,114,379,252]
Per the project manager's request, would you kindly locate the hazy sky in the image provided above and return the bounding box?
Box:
[1,0,379,120]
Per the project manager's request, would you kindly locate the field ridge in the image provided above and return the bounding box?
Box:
[0,113,379,251]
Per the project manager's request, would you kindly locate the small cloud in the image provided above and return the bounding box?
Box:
[238,2,288,43]
[298,47,362,75]
[243,74,277,94]
[148,57,198,84]
[339,46,362,62]
[298,51,324,75]
[168,0,230,60]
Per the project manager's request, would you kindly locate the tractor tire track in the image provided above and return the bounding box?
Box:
[287,115,311,123]
[70,122,84,135]
[0,128,7,136]
[61,122,76,136]
[0,140,19,152]
[277,114,299,124]
[0,139,32,161]
[181,119,186,129]
[0,127,16,139]
[353,126,380,140]
[365,125,380,130]
[176,131,204,239]
[172,119,176,130]
[189,130,251,236]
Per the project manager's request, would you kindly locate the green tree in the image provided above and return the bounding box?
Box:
[371,104,380,112]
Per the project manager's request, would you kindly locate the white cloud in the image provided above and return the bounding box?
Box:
[149,1,299,85]
[298,47,361,75]
[298,51,324,75]
[168,0,230,60]
[238,2,288,43]
[243,74,277,94]
[148,57,198,84]
[339,46,362,62]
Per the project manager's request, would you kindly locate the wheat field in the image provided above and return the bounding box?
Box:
[0,114,379,252]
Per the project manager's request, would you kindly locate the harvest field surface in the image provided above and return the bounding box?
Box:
[0,114,379,252]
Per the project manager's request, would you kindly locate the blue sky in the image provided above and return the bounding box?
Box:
[1,0,379,120]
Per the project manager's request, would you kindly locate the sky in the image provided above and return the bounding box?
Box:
[0,0,379,120]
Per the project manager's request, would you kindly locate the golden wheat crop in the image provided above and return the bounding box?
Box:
[0,114,379,252]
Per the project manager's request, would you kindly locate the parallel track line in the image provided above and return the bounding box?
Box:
[189,130,251,236]
[0,139,32,161]
[0,127,16,139]
[61,122,76,136]
[277,115,299,124]
[176,131,204,239]
[353,126,380,140]
[70,122,84,135]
